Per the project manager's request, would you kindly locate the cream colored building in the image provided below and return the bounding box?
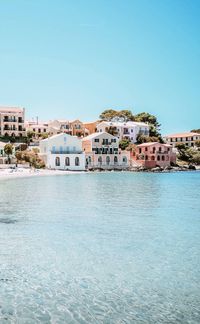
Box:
[39,133,85,170]
[82,132,130,169]
[0,107,26,137]
[164,132,200,148]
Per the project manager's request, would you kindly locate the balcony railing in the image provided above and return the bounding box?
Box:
[50,150,82,154]
[3,118,17,122]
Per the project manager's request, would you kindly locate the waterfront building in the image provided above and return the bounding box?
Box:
[164,132,200,148]
[131,142,176,168]
[39,133,85,170]
[96,121,149,143]
[82,132,130,169]
[0,107,26,137]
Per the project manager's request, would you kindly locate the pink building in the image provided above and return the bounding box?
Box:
[132,142,176,168]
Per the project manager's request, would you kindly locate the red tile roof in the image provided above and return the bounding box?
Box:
[165,132,200,138]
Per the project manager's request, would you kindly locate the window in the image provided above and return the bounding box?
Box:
[122,156,127,163]
[145,155,148,160]
[60,146,63,153]
[98,156,102,163]
[52,146,56,153]
[114,156,118,163]
[139,148,142,154]
[145,147,148,151]
[162,155,165,161]
[55,157,60,166]
[151,156,155,161]
[88,156,92,163]
[94,138,99,142]
[106,156,110,165]
[65,157,70,166]
[157,155,160,161]
[131,129,133,132]
[75,157,79,166]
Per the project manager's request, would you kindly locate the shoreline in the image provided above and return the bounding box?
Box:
[0,165,199,181]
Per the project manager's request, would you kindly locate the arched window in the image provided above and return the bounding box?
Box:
[145,155,148,160]
[153,147,156,153]
[88,156,91,163]
[106,156,110,165]
[98,156,102,163]
[162,155,165,161]
[157,155,160,161]
[65,157,70,166]
[151,156,155,161]
[55,157,60,166]
[75,157,79,166]
[114,156,118,164]
[122,156,127,163]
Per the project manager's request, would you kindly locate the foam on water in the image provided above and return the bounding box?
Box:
[0,172,200,323]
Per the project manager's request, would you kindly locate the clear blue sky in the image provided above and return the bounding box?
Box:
[0,0,199,134]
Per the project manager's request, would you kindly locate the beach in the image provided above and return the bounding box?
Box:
[0,167,83,180]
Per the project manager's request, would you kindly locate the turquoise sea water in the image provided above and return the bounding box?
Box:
[0,172,200,323]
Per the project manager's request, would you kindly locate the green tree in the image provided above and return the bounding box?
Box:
[195,140,200,149]
[119,139,130,150]
[191,129,200,134]
[15,151,23,163]
[4,143,13,164]
[99,109,134,121]
[136,134,163,144]
[175,143,194,162]
[134,112,161,137]
[107,126,118,136]
[27,130,35,140]
[99,109,118,121]
[117,110,135,121]
[190,152,200,165]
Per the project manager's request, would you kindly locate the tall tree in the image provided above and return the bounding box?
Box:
[99,109,134,121]
[134,112,161,137]
[4,144,13,164]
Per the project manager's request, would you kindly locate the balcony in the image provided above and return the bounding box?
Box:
[50,150,82,154]
[3,118,17,122]
[150,150,169,154]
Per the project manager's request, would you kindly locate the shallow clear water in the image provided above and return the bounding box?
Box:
[0,172,200,323]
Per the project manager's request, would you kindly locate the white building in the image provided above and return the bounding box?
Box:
[82,132,130,169]
[164,132,200,148]
[96,121,149,143]
[39,133,85,171]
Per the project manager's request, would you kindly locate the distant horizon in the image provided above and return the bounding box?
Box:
[0,0,199,134]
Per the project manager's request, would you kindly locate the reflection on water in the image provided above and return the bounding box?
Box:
[0,172,200,323]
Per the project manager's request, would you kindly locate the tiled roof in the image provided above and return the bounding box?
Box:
[82,132,117,141]
[0,107,24,113]
[137,142,171,147]
[165,132,200,138]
